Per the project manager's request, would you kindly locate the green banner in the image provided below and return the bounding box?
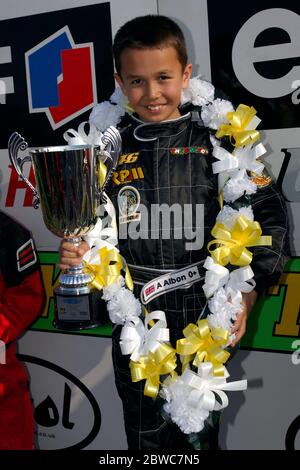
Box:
[34,252,299,353]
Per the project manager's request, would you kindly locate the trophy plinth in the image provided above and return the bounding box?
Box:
[54,282,106,330]
[8,129,121,330]
[53,238,105,330]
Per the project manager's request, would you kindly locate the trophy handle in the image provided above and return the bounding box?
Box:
[8,132,40,209]
[98,126,122,202]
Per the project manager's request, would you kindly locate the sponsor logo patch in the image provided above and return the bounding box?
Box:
[170,147,209,156]
[112,167,144,185]
[17,238,37,272]
[249,170,272,188]
[118,152,139,165]
[117,186,141,224]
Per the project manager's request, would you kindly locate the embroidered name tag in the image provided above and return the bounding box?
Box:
[170,147,209,156]
[141,265,201,304]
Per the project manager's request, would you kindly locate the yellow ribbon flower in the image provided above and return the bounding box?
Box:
[130,343,177,398]
[83,246,134,291]
[98,160,107,188]
[176,319,230,376]
[216,104,260,147]
[85,158,134,292]
[207,215,272,267]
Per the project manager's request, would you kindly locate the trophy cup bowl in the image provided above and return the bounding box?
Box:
[8,128,121,330]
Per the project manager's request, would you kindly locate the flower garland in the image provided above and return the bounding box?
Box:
[66,75,272,436]
[159,79,271,434]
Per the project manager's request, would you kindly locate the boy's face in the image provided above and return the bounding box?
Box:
[115,46,192,122]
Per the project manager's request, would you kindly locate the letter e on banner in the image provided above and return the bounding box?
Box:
[232,8,300,98]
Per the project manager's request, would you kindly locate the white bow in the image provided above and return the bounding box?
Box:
[233,143,266,174]
[120,310,170,362]
[84,195,119,260]
[227,266,256,294]
[63,121,104,146]
[183,363,247,413]
[203,258,256,299]
[203,256,229,298]
[213,143,266,176]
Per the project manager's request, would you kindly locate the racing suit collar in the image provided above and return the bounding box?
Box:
[130,112,191,142]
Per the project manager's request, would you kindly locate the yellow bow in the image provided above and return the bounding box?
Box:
[98,160,107,188]
[125,102,134,114]
[83,246,133,291]
[207,216,272,267]
[130,344,177,398]
[216,104,260,147]
[176,319,230,376]
[86,158,135,292]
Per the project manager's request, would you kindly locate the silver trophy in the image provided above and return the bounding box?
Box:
[8,127,121,329]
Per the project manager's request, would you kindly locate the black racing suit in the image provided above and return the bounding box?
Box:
[108,108,289,450]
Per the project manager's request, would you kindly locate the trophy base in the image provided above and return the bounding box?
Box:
[53,286,109,330]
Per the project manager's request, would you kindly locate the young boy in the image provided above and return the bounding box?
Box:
[60,15,289,450]
[0,210,45,449]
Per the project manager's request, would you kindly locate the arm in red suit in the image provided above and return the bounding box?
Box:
[0,270,44,345]
[0,210,45,348]
[0,212,45,450]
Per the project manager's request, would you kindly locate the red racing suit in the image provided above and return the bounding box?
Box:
[0,211,44,450]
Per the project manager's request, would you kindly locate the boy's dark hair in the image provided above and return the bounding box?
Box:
[113,15,188,75]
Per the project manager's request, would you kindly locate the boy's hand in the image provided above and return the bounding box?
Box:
[59,240,90,270]
[230,290,258,347]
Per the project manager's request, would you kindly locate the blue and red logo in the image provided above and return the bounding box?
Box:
[25,26,97,129]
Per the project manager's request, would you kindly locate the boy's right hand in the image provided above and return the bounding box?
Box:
[59,240,90,270]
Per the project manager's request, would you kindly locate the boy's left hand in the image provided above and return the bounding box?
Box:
[230,290,258,347]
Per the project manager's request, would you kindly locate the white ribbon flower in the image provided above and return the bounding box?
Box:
[212,146,239,174]
[203,258,256,300]
[233,143,266,174]
[222,169,257,202]
[89,85,132,132]
[209,266,256,334]
[110,86,131,110]
[181,76,215,107]
[162,363,247,434]
[212,143,266,200]
[63,121,105,146]
[216,205,254,229]
[203,256,229,298]
[184,363,247,410]
[227,266,256,294]
[201,98,234,130]
[84,196,119,251]
[207,286,242,331]
[103,280,142,325]
[89,100,125,132]
[212,143,266,176]
[120,310,170,361]
[119,316,146,360]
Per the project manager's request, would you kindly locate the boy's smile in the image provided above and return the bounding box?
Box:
[115,47,192,122]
